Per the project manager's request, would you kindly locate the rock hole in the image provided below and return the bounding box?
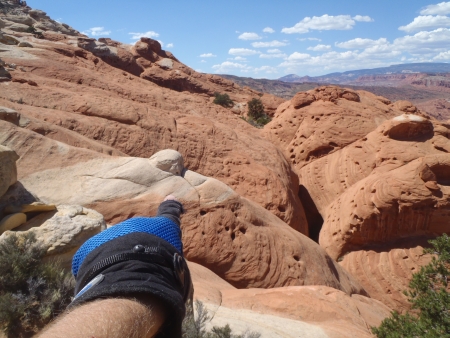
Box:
[293,255,300,261]
[306,145,334,162]
[231,232,236,241]
[200,210,207,216]
[225,226,230,231]
[278,205,286,213]
[239,227,246,234]
[429,164,450,186]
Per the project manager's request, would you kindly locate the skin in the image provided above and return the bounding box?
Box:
[37,296,166,338]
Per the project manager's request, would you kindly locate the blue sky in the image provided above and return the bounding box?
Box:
[26,0,450,79]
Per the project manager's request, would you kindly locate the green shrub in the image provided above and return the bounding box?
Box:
[213,93,234,108]
[183,300,260,338]
[247,98,265,120]
[242,98,271,128]
[372,234,450,337]
[0,233,74,338]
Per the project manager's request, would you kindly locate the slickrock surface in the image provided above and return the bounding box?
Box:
[12,145,364,291]
[264,87,405,170]
[299,114,448,216]
[320,154,450,260]
[297,115,450,259]
[262,83,450,313]
[0,30,304,233]
[339,243,433,313]
[189,261,391,338]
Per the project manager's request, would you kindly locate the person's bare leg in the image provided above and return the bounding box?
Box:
[37,297,166,338]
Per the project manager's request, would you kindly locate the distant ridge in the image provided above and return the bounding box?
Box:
[278,62,450,84]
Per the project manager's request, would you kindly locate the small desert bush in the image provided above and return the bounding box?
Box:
[244,98,271,128]
[0,232,74,338]
[213,93,234,108]
[372,234,450,337]
[183,300,261,338]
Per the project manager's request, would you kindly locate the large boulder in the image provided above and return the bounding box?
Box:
[264,86,403,170]
[12,144,364,292]
[296,115,450,259]
[298,114,446,217]
[0,205,105,267]
[0,106,20,125]
[0,145,19,198]
[320,154,450,260]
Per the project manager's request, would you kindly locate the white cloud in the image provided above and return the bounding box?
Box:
[234,56,247,61]
[239,32,262,40]
[399,15,450,32]
[200,60,207,63]
[229,48,260,56]
[421,2,450,15]
[211,62,278,75]
[260,53,287,58]
[129,31,159,40]
[200,53,217,57]
[267,49,282,53]
[83,27,111,36]
[254,65,278,74]
[353,15,374,22]
[166,43,174,48]
[336,37,389,49]
[263,27,275,33]
[282,15,356,34]
[287,52,311,60]
[212,61,251,73]
[251,40,288,48]
[279,46,407,75]
[307,44,332,51]
[434,50,450,59]
[298,37,322,41]
[394,28,450,53]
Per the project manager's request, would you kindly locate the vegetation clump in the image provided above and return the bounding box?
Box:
[372,234,450,338]
[213,93,234,108]
[0,233,74,338]
[183,300,261,338]
[26,26,43,39]
[243,98,271,128]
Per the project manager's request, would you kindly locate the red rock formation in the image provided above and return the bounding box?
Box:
[190,261,391,338]
[0,34,303,232]
[264,86,403,170]
[339,243,433,313]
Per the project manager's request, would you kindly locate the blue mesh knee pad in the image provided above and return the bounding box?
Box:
[72,217,183,277]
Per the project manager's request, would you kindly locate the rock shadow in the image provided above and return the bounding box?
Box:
[298,185,323,243]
